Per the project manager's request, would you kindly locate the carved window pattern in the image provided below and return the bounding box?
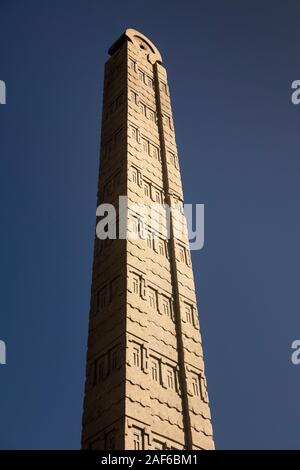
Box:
[154,189,162,203]
[200,373,209,403]
[179,246,185,263]
[173,197,183,213]
[166,367,175,389]
[131,272,146,299]
[139,101,156,122]
[151,358,160,383]
[141,135,160,161]
[142,137,149,153]
[163,114,172,129]
[137,68,154,90]
[177,244,190,265]
[139,102,147,116]
[147,232,153,249]
[133,346,141,368]
[96,275,121,314]
[129,89,138,104]
[138,69,145,82]
[149,287,157,310]
[144,181,150,197]
[158,240,165,256]
[192,375,200,397]
[142,178,163,204]
[151,144,160,161]
[131,217,139,235]
[132,167,138,184]
[130,216,145,239]
[133,430,142,450]
[130,125,139,142]
[168,151,178,168]
[132,275,140,295]
[131,165,143,187]
[148,108,156,122]
[185,303,194,324]
[129,57,136,71]
[147,76,154,89]
[161,81,168,95]
[162,296,171,318]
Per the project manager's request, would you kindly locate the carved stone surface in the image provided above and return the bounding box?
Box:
[81,29,214,451]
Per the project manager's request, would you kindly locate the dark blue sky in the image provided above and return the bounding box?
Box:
[1,0,300,449]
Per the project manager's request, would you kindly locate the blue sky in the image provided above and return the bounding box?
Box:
[0,0,300,449]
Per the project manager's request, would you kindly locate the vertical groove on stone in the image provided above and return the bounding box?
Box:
[153,62,193,450]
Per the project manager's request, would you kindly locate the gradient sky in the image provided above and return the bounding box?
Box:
[1,0,300,449]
